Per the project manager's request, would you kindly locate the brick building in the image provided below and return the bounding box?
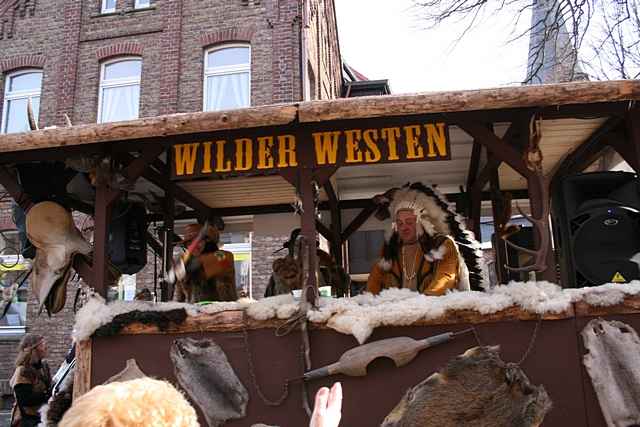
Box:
[0,0,344,413]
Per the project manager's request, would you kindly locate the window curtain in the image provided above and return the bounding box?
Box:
[205,72,249,111]
[101,84,140,123]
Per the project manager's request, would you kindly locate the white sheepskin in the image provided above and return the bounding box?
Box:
[73,281,640,345]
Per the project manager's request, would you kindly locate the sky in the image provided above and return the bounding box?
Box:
[334,0,532,94]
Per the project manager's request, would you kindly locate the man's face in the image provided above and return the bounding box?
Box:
[396,210,418,243]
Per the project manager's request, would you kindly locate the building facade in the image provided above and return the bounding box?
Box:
[0,0,342,412]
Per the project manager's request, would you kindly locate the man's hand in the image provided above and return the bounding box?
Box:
[309,382,342,427]
[166,259,187,285]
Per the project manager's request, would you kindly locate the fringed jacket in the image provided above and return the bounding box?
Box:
[173,249,237,303]
[366,235,461,296]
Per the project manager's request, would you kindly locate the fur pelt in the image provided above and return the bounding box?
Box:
[382,346,552,427]
[93,308,187,337]
[381,183,485,291]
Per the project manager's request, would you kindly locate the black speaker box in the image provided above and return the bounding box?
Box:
[552,171,640,288]
[109,201,148,275]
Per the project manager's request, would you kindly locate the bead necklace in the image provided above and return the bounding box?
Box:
[402,244,420,281]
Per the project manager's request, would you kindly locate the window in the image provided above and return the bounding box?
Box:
[101,0,116,13]
[134,0,150,8]
[347,230,385,274]
[98,58,142,123]
[203,45,250,111]
[1,70,42,134]
[0,230,29,333]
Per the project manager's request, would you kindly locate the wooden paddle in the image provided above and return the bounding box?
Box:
[303,328,473,381]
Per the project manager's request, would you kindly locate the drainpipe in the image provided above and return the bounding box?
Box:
[300,0,309,101]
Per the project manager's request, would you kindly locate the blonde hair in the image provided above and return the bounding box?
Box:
[59,378,199,427]
[15,333,44,367]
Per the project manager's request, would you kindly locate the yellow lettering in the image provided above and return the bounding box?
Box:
[235,138,253,171]
[381,127,400,161]
[404,125,424,159]
[215,140,232,172]
[173,143,200,176]
[277,135,298,167]
[313,131,341,165]
[201,141,213,174]
[344,129,363,163]
[426,123,448,158]
[362,129,381,163]
[257,136,275,169]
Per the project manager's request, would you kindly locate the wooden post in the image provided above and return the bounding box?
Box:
[488,154,508,284]
[625,107,640,173]
[93,163,118,298]
[73,339,92,399]
[324,181,343,266]
[162,150,175,302]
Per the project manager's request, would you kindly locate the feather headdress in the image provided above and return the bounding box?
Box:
[380,183,486,291]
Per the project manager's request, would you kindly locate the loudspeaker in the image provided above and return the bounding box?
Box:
[109,201,147,275]
[552,171,640,288]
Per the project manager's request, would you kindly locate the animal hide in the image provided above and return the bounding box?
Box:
[170,337,249,427]
[381,346,552,427]
[104,358,147,384]
[581,318,640,427]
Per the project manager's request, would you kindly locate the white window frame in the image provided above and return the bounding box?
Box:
[97,57,142,124]
[101,0,116,13]
[134,0,150,9]
[203,43,251,111]
[1,69,42,134]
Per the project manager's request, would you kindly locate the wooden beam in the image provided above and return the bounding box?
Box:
[340,203,377,243]
[119,145,165,182]
[298,80,640,123]
[0,104,298,153]
[162,149,175,302]
[92,166,118,298]
[624,107,640,173]
[548,117,624,189]
[457,121,531,178]
[323,181,343,265]
[0,82,636,155]
[145,190,532,222]
[73,339,92,400]
[316,220,334,244]
[118,153,212,216]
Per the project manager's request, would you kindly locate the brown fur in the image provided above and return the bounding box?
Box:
[382,346,552,427]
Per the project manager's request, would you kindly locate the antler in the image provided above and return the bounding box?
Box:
[27,98,38,131]
[502,115,550,273]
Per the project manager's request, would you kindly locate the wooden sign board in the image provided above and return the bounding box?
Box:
[171,120,451,180]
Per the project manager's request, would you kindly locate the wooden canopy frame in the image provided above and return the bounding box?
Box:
[0,79,639,302]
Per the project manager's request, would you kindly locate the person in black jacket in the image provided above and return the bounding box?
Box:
[10,334,52,427]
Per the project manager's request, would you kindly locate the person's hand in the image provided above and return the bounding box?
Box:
[166,259,186,284]
[309,382,342,427]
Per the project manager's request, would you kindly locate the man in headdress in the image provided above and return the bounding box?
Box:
[367,186,472,295]
[170,223,237,303]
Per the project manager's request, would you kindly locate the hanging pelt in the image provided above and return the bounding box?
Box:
[382,346,552,427]
[379,183,485,291]
[581,318,640,427]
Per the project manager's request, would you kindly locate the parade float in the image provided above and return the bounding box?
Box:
[1,80,640,426]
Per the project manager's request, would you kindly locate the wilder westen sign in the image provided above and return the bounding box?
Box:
[171,121,451,179]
